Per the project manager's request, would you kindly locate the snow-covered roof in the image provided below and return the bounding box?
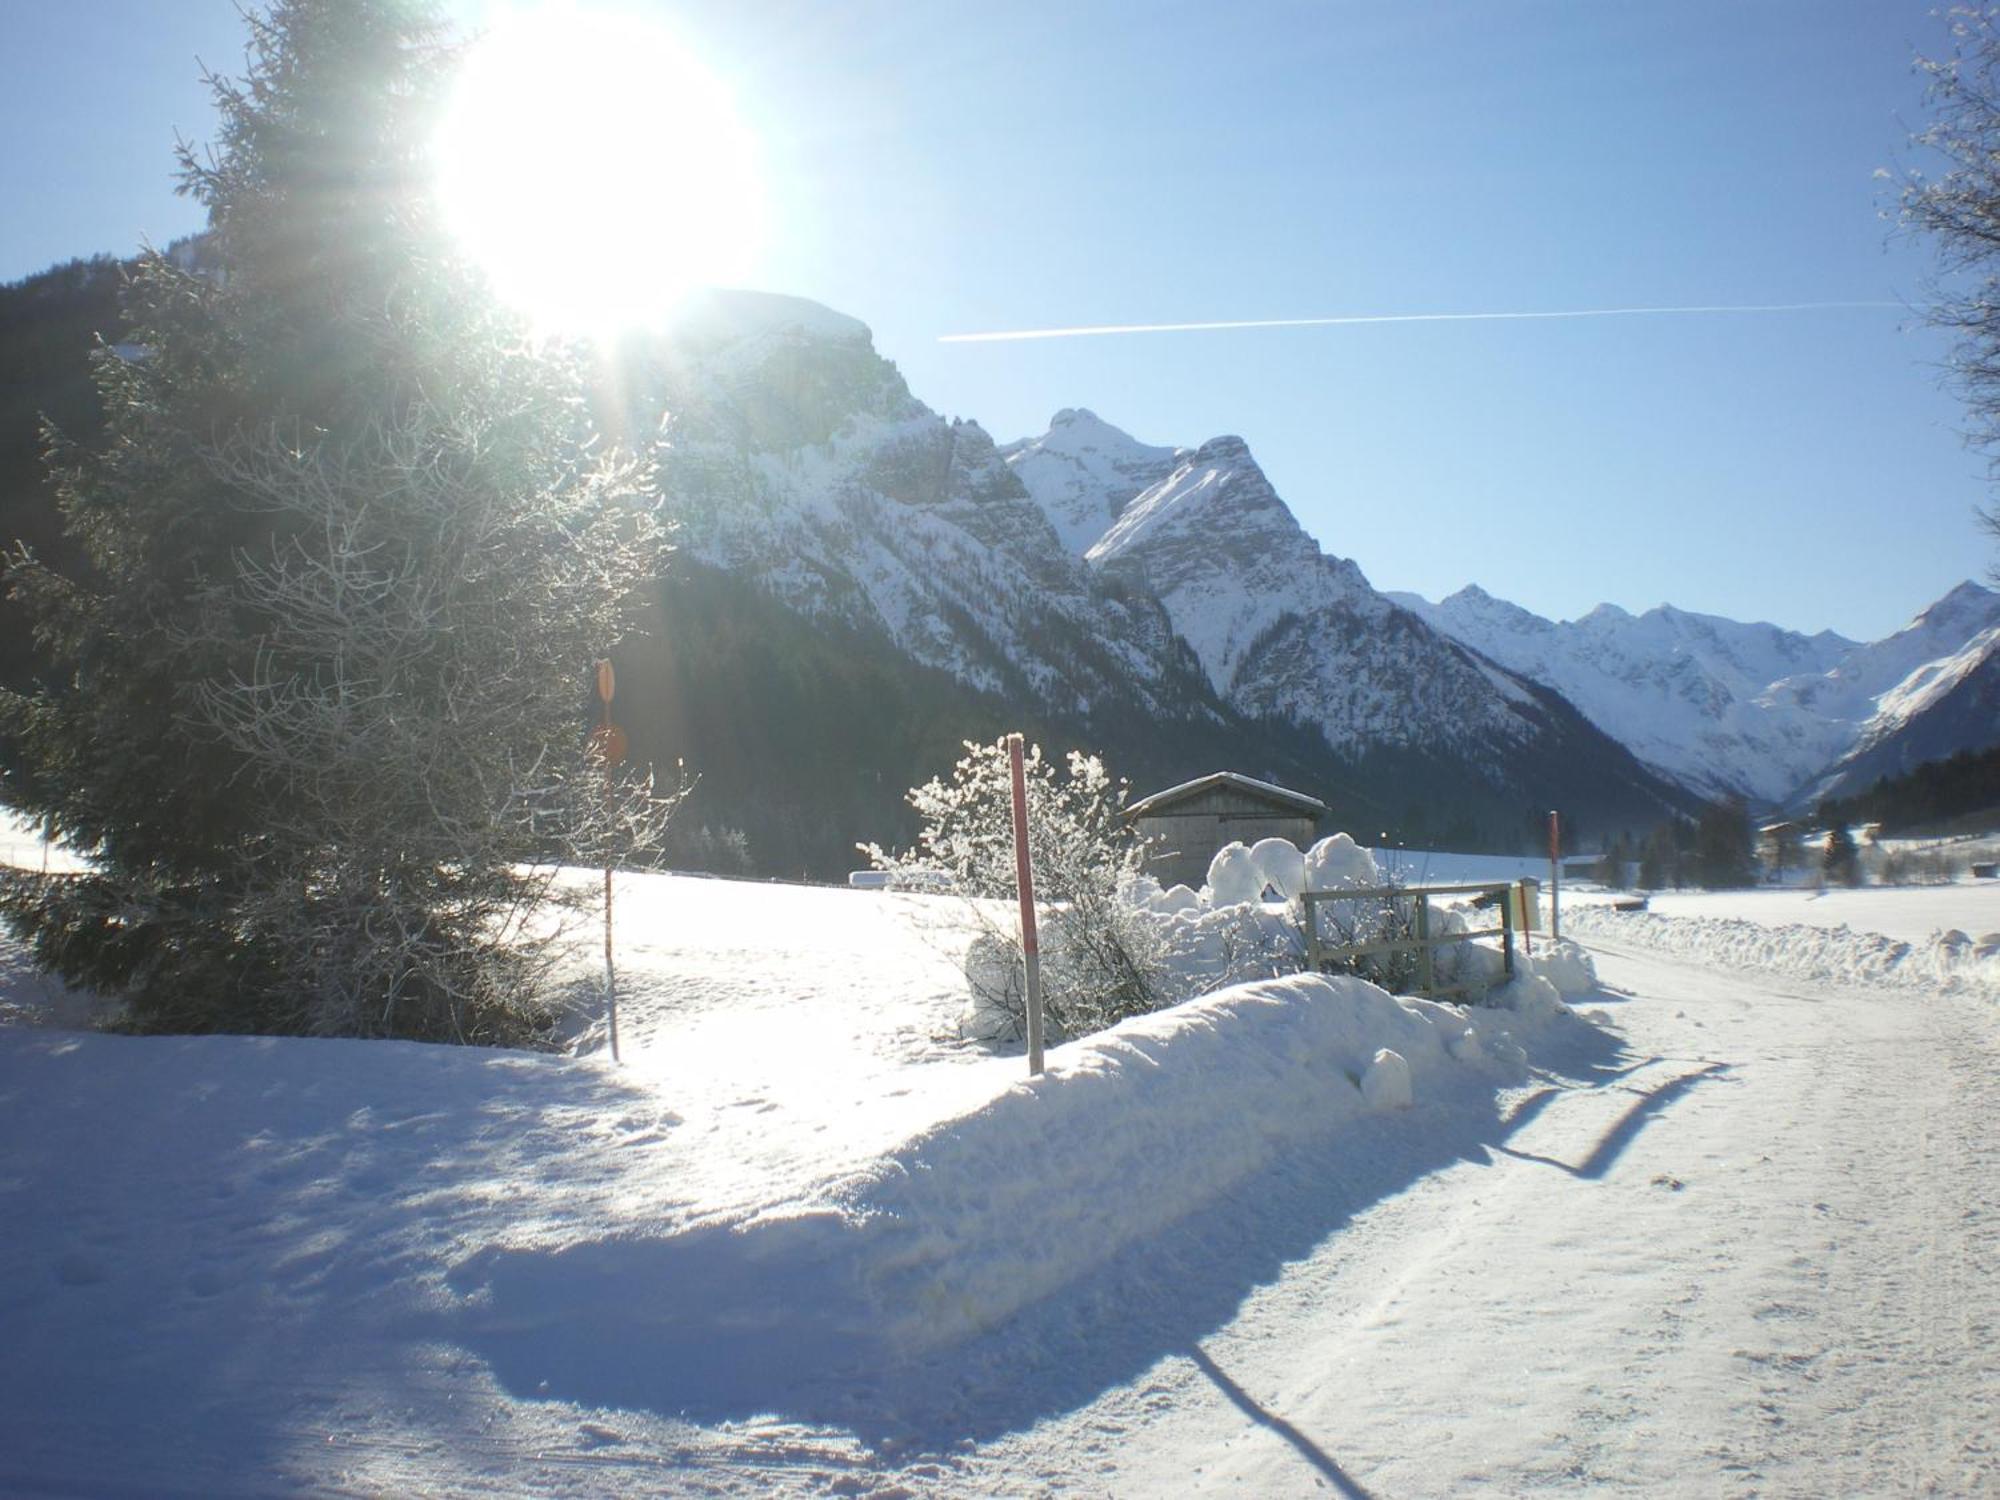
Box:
[1126,770,1328,819]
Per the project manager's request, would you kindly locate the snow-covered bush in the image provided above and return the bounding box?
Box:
[1288,833,1431,993]
[860,739,1166,1042]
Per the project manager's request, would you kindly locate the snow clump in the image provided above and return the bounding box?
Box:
[1248,837,1307,900]
[1302,832,1379,892]
[1204,842,1263,906]
[1360,1047,1413,1109]
[1529,940,1599,998]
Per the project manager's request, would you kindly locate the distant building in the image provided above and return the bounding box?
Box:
[1126,771,1327,891]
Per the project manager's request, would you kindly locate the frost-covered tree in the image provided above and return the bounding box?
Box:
[0,1,664,1042]
[860,738,1165,1041]
[1905,7,2000,572]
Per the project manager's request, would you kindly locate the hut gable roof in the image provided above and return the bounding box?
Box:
[1126,771,1327,820]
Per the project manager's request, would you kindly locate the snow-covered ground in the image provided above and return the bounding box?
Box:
[1635,882,1999,944]
[2,822,1995,1495]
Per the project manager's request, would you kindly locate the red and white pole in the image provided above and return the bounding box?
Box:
[596,659,621,1064]
[1007,733,1046,1075]
[1547,808,1562,945]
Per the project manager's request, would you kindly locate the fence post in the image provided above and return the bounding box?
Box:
[1502,890,1516,981]
[1415,894,1435,998]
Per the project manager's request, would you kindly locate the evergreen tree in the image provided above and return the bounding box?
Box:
[0,1,660,1041]
[1636,818,1692,890]
[1691,798,1754,888]
[1822,822,1862,887]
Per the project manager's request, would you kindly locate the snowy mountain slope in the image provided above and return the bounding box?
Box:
[1800,623,2000,804]
[1762,580,2000,727]
[621,292,1214,723]
[998,406,1180,554]
[992,420,1687,828]
[1085,436,1524,755]
[1395,579,2000,804]
[602,304,1688,848]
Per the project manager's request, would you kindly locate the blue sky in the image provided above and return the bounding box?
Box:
[1,0,1988,641]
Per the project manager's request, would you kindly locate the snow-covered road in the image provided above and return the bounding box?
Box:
[951,940,1999,1496]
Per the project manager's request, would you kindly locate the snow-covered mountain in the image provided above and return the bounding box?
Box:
[624,291,1214,724]
[1798,620,2000,804]
[1391,578,2000,806]
[603,300,1687,850]
[999,413,1691,824]
[1079,435,1542,758]
[997,407,1178,555]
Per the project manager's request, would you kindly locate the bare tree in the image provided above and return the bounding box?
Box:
[1904,7,2000,576]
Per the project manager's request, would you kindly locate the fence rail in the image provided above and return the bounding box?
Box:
[1301,881,1532,1001]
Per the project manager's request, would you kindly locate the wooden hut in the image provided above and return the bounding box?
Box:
[1126,771,1327,891]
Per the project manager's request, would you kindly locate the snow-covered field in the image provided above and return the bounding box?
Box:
[2,823,1995,1496]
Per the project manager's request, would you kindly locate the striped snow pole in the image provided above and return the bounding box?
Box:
[1007,733,1046,1075]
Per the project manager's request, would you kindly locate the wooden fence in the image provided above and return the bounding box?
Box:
[1300,881,1526,1001]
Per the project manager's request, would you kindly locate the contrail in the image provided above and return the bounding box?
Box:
[937,300,1903,343]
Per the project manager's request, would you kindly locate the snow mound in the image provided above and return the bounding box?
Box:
[1248,837,1307,900]
[1304,832,1380,891]
[1360,1047,1413,1110]
[1529,940,1600,998]
[1567,906,2000,1005]
[843,973,1518,1352]
[1487,973,1571,1023]
[1205,841,1263,906]
[451,972,1577,1387]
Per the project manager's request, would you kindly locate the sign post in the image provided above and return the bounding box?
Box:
[1006,733,1046,1076]
[592,660,624,1063]
[1547,809,1562,944]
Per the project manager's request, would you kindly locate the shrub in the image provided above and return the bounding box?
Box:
[861,738,1166,1042]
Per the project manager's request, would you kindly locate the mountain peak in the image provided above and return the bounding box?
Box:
[667,288,873,348]
[1193,434,1251,464]
[1917,578,1999,621]
[1001,410,1179,555]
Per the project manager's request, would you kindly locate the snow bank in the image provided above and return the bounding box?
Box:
[1567,905,2000,1005]
[451,972,1577,1384]
[831,972,1533,1353]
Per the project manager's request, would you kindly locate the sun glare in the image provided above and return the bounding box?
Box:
[434,7,764,334]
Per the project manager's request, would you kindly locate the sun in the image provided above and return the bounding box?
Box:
[433,6,765,334]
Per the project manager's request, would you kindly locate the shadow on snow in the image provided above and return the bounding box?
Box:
[440,1000,1659,1455]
